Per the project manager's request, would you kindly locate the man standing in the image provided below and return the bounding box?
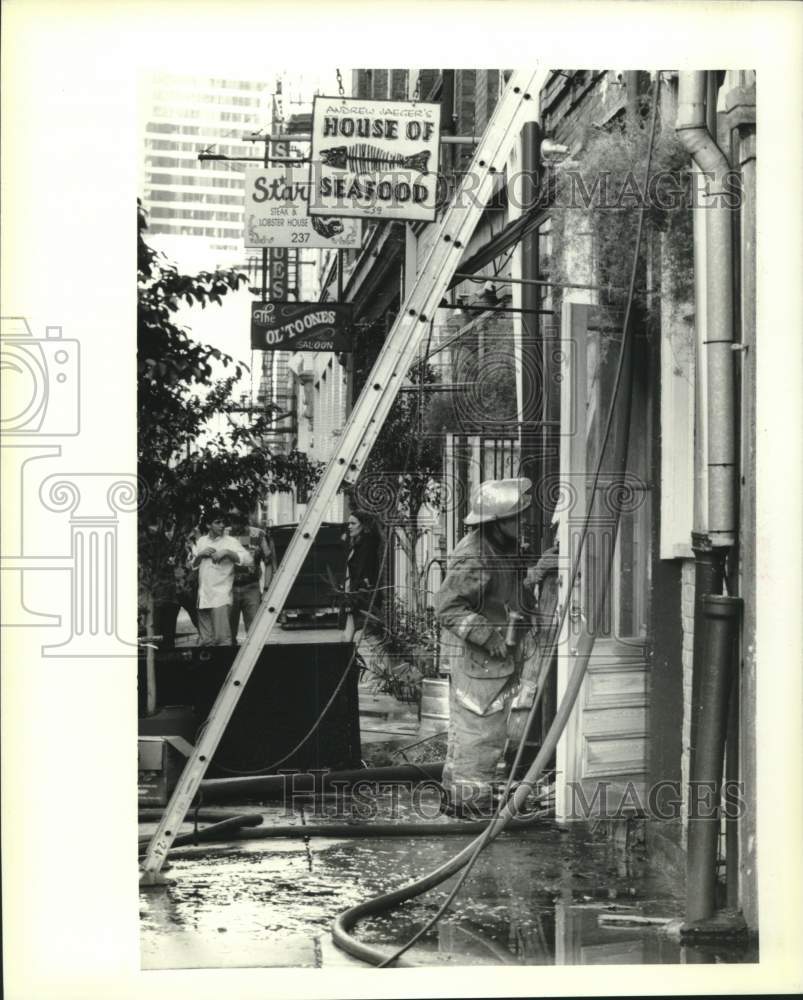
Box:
[144,525,199,648]
[226,508,276,645]
[191,510,252,646]
[435,478,532,817]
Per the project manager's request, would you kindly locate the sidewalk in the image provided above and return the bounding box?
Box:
[139,785,754,970]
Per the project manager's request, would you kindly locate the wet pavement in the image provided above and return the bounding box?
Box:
[140,787,758,970]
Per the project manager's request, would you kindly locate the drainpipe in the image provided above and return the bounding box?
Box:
[676,71,737,549]
[735,111,757,928]
[685,596,741,922]
[676,71,738,925]
[520,120,544,546]
[691,168,708,533]
[687,532,724,778]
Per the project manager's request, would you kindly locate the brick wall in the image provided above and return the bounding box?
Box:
[390,69,408,101]
[474,70,500,133]
[540,71,626,153]
[354,68,438,103]
[418,69,440,100]
[371,69,389,100]
[353,70,370,99]
[454,69,477,137]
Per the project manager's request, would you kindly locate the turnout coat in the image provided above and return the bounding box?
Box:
[435,528,521,716]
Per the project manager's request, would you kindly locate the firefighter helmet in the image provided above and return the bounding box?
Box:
[464,477,533,526]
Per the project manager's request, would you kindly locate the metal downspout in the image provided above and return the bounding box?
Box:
[676,71,737,547]
[735,119,757,929]
[685,595,742,923]
[676,71,739,925]
[520,120,545,545]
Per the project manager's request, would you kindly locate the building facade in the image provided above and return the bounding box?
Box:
[139,72,273,268]
[314,67,757,934]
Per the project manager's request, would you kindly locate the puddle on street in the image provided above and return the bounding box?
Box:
[140,799,758,969]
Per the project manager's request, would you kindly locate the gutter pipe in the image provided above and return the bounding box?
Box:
[676,72,739,925]
[676,71,737,547]
[685,596,742,922]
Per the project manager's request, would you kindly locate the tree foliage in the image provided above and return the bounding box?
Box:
[346,318,443,525]
[356,359,444,520]
[549,109,694,316]
[423,317,518,437]
[346,311,517,584]
[137,201,320,604]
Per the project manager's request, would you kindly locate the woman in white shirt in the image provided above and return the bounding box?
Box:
[191,510,252,646]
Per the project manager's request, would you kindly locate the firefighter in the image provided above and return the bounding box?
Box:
[436,477,532,817]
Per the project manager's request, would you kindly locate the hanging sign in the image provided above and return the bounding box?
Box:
[265,142,293,300]
[244,166,360,249]
[308,96,441,222]
[251,302,353,352]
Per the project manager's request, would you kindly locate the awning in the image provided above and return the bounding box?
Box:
[447,204,546,290]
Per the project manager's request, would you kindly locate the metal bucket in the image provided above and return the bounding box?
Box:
[420,677,450,730]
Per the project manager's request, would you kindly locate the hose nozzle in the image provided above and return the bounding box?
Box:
[505,609,526,648]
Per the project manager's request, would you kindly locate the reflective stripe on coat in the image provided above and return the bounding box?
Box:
[435,528,521,715]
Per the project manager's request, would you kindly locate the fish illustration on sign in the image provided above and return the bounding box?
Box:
[310,215,345,239]
[319,144,430,177]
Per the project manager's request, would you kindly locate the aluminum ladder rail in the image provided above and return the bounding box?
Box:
[140,69,543,883]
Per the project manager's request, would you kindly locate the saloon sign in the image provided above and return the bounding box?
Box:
[251,302,352,352]
[244,166,360,249]
[309,96,441,222]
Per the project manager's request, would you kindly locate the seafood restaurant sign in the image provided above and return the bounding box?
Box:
[309,96,441,222]
[251,302,353,352]
[244,166,360,249]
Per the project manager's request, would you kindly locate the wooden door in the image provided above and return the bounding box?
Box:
[555,302,651,820]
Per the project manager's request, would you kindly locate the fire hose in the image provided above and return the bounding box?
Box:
[333,592,625,966]
[196,762,445,802]
[331,75,660,967]
[139,813,550,854]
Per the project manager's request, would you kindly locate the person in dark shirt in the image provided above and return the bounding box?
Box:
[141,524,199,648]
[344,509,384,635]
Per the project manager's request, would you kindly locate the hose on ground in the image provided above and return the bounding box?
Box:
[198,762,444,802]
[142,812,550,855]
[137,813,262,857]
[331,639,604,965]
[138,808,253,823]
[331,73,660,968]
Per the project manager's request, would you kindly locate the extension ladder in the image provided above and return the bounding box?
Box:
[141,69,544,883]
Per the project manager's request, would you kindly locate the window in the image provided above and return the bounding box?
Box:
[145,190,243,206]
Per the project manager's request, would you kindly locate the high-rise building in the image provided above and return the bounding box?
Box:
[139,72,273,268]
[139,69,342,526]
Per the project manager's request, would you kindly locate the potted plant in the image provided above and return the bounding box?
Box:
[363,597,441,705]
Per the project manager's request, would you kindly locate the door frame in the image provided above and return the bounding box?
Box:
[555,300,650,820]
